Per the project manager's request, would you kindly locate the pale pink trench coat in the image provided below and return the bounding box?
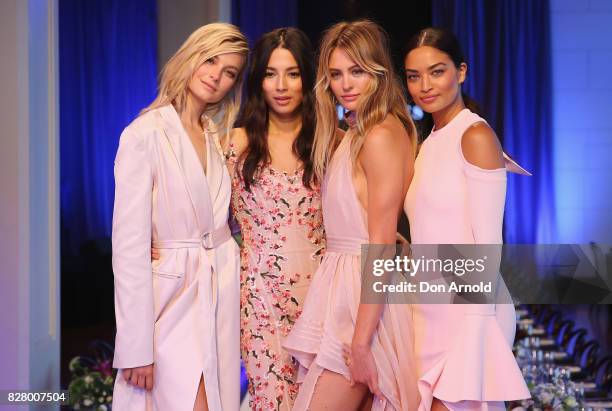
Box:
[112,104,241,410]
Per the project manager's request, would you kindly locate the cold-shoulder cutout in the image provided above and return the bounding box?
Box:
[460,122,504,171]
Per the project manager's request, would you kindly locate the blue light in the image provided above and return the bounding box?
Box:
[336,105,345,121]
[410,104,424,121]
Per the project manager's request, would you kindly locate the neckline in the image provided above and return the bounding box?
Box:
[186,123,210,177]
[166,103,211,176]
[430,108,470,136]
[266,163,303,177]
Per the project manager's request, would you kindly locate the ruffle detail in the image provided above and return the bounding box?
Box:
[283,252,354,379]
[417,312,530,410]
[283,317,351,378]
[284,252,418,410]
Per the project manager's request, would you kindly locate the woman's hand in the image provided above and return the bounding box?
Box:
[151,247,160,261]
[343,343,382,397]
[122,364,154,390]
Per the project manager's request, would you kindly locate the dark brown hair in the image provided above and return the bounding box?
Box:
[404,27,482,139]
[239,27,316,191]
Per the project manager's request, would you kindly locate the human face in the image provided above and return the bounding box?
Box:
[404,46,466,114]
[262,47,303,116]
[188,52,245,106]
[328,48,371,111]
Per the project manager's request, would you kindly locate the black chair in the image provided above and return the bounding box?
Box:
[583,356,612,399]
[566,328,587,361]
[545,311,563,336]
[528,304,546,321]
[555,320,574,348]
[595,356,612,391]
[579,340,601,377]
[532,305,552,324]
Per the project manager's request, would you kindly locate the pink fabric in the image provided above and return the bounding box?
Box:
[284,134,419,411]
[403,109,530,410]
[227,147,325,410]
[112,105,241,411]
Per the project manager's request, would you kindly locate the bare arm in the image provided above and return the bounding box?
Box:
[461,123,507,312]
[348,121,413,395]
[353,122,412,347]
[461,122,505,243]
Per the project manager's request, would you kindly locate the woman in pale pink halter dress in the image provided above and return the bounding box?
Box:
[284,21,419,411]
[402,28,530,411]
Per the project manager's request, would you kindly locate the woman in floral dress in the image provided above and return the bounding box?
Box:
[227,28,325,411]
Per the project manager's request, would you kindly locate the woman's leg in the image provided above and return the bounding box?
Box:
[357,392,373,411]
[193,374,209,411]
[308,370,369,411]
[431,398,450,411]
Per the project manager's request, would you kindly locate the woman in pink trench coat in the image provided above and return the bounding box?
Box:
[111,23,248,411]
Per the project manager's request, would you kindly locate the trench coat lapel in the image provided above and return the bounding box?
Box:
[158,104,214,231]
[202,117,227,210]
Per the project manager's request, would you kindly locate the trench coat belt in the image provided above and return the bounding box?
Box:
[149,224,231,409]
[152,224,232,250]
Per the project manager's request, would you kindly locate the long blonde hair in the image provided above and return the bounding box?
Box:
[312,20,416,180]
[142,23,248,141]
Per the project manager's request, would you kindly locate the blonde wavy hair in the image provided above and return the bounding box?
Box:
[142,23,248,141]
[312,20,416,180]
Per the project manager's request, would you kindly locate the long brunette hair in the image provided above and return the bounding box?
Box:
[239,27,316,191]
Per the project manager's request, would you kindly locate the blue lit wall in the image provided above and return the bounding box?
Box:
[550,0,612,243]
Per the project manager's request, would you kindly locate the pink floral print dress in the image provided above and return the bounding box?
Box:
[227,145,325,411]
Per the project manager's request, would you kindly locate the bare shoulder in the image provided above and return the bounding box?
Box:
[229,127,249,157]
[461,121,504,169]
[359,117,411,177]
[363,115,408,151]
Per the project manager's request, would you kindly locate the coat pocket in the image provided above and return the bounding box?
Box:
[152,270,182,279]
[151,248,186,278]
[151,248,187,322]
[152,273,185,323]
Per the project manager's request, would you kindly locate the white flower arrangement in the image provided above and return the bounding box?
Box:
[67,341,115,410]
[520,382,580,411]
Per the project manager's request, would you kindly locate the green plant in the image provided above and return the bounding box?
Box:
[67,340,115,410]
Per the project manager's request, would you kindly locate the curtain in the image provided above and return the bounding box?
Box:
[432,0,556,243]
[232,0,297,44]
[59,0,158,254]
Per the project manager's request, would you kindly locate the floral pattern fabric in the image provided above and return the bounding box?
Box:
[227,145,325,411]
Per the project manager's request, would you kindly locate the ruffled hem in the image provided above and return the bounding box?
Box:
[283,252,417,410]
[284,321,351,379]
[417,312,530,410]
[283,318,321,370]
[285,326,406,411]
